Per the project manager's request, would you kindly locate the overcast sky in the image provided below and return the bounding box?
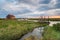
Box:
[0,0,60,18]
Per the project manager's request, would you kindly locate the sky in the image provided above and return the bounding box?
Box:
[0,0,60,18]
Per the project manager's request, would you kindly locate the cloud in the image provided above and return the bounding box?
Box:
[16,9,60,18]
[37,4,50,11]
[49,0,60,8]
[17,0,40,6]
[39,0,50,4]
[43,9,60,16]
[2,1,37,12]
[0,0,60,18]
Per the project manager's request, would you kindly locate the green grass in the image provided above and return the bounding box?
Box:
[0,20,42,40]
[43,25,60,40]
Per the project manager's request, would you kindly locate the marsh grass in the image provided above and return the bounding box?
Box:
[0,20,41,40]
[43,25,60,40]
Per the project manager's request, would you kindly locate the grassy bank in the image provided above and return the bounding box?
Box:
[0,20,42,40]
[43,23,60,40]
[18,23,60,40]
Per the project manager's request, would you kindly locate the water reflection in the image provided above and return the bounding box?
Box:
[20,27,44,40]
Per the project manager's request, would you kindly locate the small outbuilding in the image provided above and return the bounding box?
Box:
[6,14,15,20]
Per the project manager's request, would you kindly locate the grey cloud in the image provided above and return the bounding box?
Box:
[37,5,50,11]
[39,0,50,4]
[0,0,60,18]
[16,0,39,6]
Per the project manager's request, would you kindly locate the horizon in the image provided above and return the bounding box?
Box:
[0,15,60,19]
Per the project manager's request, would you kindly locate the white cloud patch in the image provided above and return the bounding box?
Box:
[16,9,60,18]
[48,0,60,8]
[2,2,37,12]
[47,9,60,16]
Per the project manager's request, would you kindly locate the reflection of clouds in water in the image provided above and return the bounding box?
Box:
[32,27,44,39]
[20,27,44,40]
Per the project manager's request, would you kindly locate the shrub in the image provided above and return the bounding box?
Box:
[53,23,60,32]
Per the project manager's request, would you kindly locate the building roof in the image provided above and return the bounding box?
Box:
[6,14,15,19]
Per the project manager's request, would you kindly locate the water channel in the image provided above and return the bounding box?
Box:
[19,21,60,40]
[20,27,44,40]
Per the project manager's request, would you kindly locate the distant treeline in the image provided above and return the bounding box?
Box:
[46,18,60,21]
[28,18,60,21]
[0,18,60,21]
[0,18,5,20]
